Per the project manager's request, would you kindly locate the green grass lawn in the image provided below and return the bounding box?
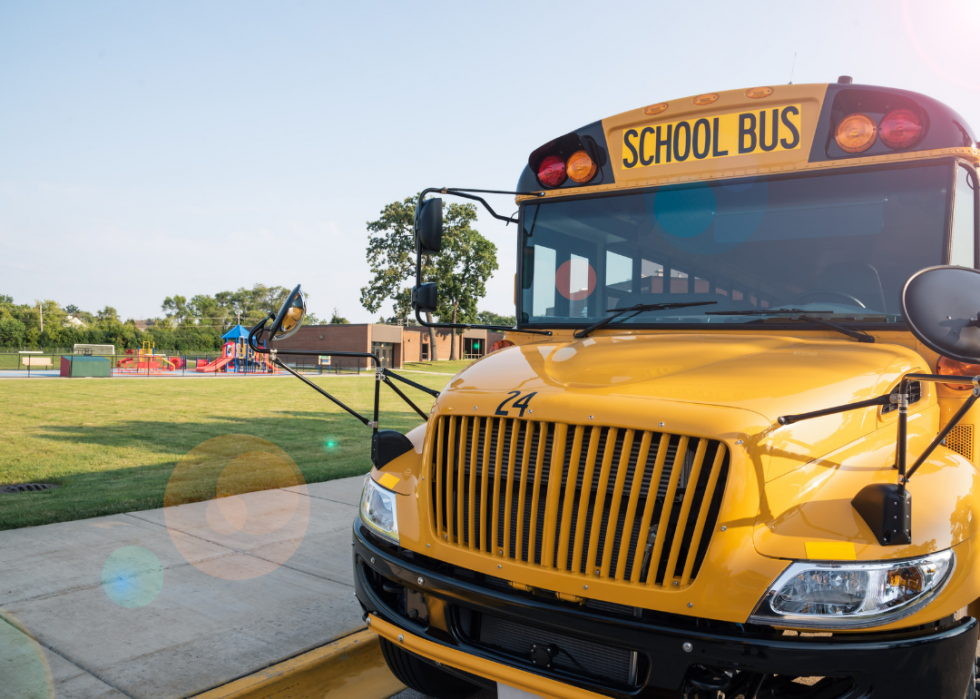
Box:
[401,359,475,374]
[0,374,445,530]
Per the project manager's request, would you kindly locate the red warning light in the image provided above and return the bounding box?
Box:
[537,156,567,187]
[880,109,924,149]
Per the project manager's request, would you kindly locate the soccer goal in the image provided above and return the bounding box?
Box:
[73,344,116,356]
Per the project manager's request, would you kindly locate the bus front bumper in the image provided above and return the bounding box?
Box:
[353,520,978,698]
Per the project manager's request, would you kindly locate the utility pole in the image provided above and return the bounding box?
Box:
[36,300,43,333]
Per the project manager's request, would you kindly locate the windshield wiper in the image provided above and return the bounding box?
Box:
[704,308,826,316]
[705,309,875,343]
[574,301,717,339]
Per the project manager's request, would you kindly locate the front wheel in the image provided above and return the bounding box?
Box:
[380,637,480,699]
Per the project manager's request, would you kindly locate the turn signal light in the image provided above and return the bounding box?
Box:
[537,155,566,187]
[880,109,924,149]
[566,150,597,183]
[835,113,877,153]
[937,356,980,390]
[489,339,514,353]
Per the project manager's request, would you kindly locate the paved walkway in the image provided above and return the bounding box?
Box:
[0,477,371,699]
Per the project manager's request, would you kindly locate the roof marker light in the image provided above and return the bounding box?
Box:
[880,109,924,149]
[746,87,773,99]
[835,113,877,154]
[644,103,668,116]
[693,93,719,106]
[537,155,566,187]
[566,150,597,184]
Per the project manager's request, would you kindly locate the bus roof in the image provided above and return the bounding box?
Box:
[516,81,979,199]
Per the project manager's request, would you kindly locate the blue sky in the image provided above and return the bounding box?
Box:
[2,0,978,323]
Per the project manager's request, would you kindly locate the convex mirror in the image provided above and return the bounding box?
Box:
[416,198,443,255]
[412,283,438,313]
[270,284,307,340]
[902,266,980,364]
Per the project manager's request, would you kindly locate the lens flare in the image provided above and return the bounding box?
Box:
[101,546,164,608]
[902,0,980,91]
[164,435,309,580]
[0,610,55,699]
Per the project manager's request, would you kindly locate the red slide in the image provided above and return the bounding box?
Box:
[195,355,232,373]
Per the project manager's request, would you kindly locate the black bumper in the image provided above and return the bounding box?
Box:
[353,519,977,698]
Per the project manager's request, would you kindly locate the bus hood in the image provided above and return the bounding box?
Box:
[462,333,926,421]
[452,332,930,482]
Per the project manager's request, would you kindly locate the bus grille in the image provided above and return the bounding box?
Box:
[429,416,728,587]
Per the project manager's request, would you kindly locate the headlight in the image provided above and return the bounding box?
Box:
[749,550,954,629]
[360,477,399,543]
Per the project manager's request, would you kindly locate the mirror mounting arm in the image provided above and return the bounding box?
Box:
[274,358,375,428]
[417,187,544,226]
[412,187,552,336]
[777,372,980,546]
[902,374,980,481]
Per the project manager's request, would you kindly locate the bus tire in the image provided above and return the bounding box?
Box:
[380,637,480,699]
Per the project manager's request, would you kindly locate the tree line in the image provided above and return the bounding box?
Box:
[0,286,325,352]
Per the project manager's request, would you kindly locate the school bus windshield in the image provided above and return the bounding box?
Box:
[519,162,958,328]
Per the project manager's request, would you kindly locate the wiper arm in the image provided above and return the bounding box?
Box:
[800,315,875,343]
[705,309,874,343]
[574,301,717,339]
[705,308,831,316]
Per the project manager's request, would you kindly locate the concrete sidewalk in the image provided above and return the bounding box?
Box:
[0,476,378,699]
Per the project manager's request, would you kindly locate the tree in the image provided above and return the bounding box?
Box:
[189,294,227,327]
[361,196,498,359]
[0,294,13,304]
[330,307,350,324]
[162,295,191,326]
[432,203,498,359]
[476,310,516,327]
[65,304,80,315]
[215,284,290,326]
[0,318,26,347]
[360,195,440,358]
[96,307,120,326]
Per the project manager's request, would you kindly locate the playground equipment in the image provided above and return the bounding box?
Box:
[195,325,279,373]
[116,342,179,374]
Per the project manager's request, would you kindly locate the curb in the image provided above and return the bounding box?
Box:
[191,628,404,699]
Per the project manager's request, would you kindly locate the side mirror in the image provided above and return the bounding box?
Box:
[416,198,443,255]
[270,284,307,340]
[412,283,438,313]
[902,265,980,364]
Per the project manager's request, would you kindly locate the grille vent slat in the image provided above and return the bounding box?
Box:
[430,416,728,587]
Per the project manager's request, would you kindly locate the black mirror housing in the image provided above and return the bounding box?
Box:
[416,198,443,254]
[372,430,415,469]
[412,283,438,313]
[852,483,912,546]
[269,284,306,340]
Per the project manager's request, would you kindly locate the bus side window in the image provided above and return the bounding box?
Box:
[951,165,978,268]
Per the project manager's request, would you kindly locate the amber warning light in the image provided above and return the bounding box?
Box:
[937,356,980,390]
[537,150,597,188]
[835,108,925,154]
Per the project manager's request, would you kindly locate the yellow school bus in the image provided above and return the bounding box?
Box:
[255,77,980,698]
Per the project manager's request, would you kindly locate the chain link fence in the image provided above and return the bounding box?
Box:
[0,351,369,378]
